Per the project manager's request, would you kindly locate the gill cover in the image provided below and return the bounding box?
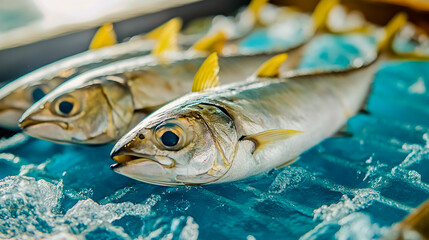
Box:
[187,103,238,181]
[94,76,134,139]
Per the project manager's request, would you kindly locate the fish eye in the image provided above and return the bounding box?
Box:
[53,95,80,117]
[161,131,179,146]
[154,123,188,151]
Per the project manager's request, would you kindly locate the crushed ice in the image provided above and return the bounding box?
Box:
[0,176,198,239]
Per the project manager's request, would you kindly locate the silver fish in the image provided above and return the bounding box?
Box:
[19,51,278,144]
[109,13,408,185]
[0,27,161,130]
[109,58,378,185]
[17,4,328,144]
[0,6,257,130]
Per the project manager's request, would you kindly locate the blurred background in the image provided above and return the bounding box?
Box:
[1,0,428,84]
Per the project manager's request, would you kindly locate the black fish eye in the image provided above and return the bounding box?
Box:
[32,88,46,102]
[59,101,74,115]
[161,131,179,147]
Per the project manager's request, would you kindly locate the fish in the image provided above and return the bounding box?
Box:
[0,18,182,130]
[0,0,272,131]
[108,13,408,186]
[18,0,340,145]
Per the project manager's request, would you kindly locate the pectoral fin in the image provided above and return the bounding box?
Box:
[256,53,288,78]
[191,31,227,53]
[145,17,182,40]
[242,129,303,154]
[276,157,299,169]
[89,23,117,50]
[191,52,220,92]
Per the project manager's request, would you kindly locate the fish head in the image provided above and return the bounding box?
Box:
[111,102,238,186]
[0,76,67,130]
[19,75,134,144]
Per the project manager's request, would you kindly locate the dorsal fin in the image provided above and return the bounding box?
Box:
[242,129,303,154]
[151,20,180,56]
[145,18,183,40]
[89,23,117,50]
[248,0,269,23]
[377,12,408,52]
[256,53,288,78]
[191,32,227,53]
[192,52,220,92]
[312,0,340,30]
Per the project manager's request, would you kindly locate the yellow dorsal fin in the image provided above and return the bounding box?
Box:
[192,52,220,92]
[377,12,408,52]
[191,32,228,53]
[145,17,183,40]
[248,0,269,22]
[256,53,288,78]
[243,129,303,154]
[89,23,117,50]
[312,0,340,30]
[151,20,180,56]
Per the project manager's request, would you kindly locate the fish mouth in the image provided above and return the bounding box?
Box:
[110,153,180,186]
[19,118,69,130]
[111,153,176,168]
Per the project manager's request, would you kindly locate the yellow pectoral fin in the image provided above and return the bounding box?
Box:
[377,12,408,52]
[243,129,303,154]
[191,31,227,53]
[145,17,183,40]
[312,0,340,30]
[276,157,300,169]
[256,53,288,78]
[89,23,117,50]
[191,52,220,92]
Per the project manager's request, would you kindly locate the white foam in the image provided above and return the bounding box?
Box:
[313,189,379,222]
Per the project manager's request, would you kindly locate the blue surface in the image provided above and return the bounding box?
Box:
[0,34,428,239]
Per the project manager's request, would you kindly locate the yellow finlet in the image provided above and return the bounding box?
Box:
[312,0,340,30]
[256,53,288,78]
[377,12,408,52]
[243,129,303,154]
[248,0,269,17]
[192,52,220,92]
[151,19,181,56]
[145,18,183,40]
[191,32,228,53]
[89,23,117,50]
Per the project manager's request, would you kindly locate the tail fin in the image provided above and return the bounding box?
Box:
[89,23,117,50]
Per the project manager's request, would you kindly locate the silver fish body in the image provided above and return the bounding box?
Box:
[111,59,378,185]
[0,39,157,130]
[20,51,277,144]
